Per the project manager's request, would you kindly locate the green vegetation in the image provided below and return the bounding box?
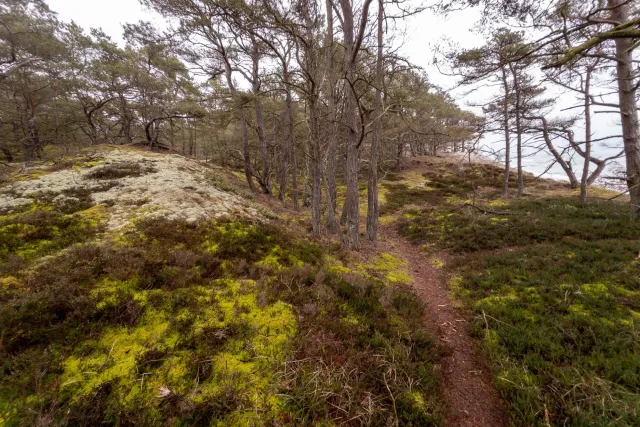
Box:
[384,159,640,425]
[84,161,157,180]
[0,216,442,425]
[0,200,107,276]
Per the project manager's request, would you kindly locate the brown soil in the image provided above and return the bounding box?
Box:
[379,223,509,427]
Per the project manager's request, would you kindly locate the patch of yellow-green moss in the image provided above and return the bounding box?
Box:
[8,169,51,182]
[361,253,412,285]
[72,158,106,170]
[60,278,297,419]
[72,204,109,227]
[255,245,305,270]
[325,254,353,274]
[0,201,107,273]
[430,257,445,269]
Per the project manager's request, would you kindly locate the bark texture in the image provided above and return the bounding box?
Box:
[610,0,640,220]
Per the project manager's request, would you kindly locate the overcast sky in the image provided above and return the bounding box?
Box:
[47,0,625,182]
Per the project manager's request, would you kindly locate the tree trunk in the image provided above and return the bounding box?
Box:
[0,119,13,162]
[278,111,288,202]
[145,119,156,147]
[85,108,99,145]
[310,98,322,237]
[580,67,593,204]
[239,107,255,192]
[169,119,175,149]
[301,1,322,237]
[252,43,271,194]
[119,95,132,145]
[224,59,256,193]
[53,89,61,147]
[509,63,524,197]
[181,120,187,154]
[396,135,404,171]
[23,116,41,161]
[610,0,640,220]
[366,0,383,245]
[500,66,511,197]
[284,67,299,209]
[341,0,360,250]
[324,0,340,233]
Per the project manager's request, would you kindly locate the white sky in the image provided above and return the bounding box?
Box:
[48,0,625,181]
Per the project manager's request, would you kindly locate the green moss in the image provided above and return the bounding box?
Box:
[84,161,156,180]
[0,202,107,275]
[430,257,445,269]
[1,214,442,425]
[60,280,297,417]
[385,158,640,425]
[361,252,412,285]
[8,169,51,182]
[72,158,105,170]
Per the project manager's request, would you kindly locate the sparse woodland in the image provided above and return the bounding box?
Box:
[2,0,639,238]
[1,0,640,425]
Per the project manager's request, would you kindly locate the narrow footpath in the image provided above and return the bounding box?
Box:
[380,223,509,427]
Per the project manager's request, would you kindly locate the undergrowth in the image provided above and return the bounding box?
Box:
[84,161,156,180]
[0,201,106,276]
[0,217,442,425]
[384,158,640,425]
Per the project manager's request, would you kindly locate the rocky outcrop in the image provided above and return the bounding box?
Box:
[0,148,260,231]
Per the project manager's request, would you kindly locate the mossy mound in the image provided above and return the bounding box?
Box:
[0,217,442,425]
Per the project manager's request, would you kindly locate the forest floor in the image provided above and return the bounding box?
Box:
[2,147,639,426]
[373,155,640,426]
[0,147,444,425]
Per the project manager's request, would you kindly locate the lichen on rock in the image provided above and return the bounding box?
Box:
[1,148,260,234]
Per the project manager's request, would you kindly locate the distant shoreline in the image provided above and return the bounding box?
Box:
[436,149,626,193]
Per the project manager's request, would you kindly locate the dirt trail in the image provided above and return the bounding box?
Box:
[379,223,508,427]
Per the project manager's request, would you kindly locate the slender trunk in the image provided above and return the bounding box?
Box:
[278,111,288,201]
[24,116,40,161]
[145,119,156,147]
[224,60,256,193]
[580,67,593,204]
[366,0,383,244]
[301,2,322,236]
[239,107,255,192]
[284,67,299,209]
[119,95,132,145]
[341,0,360,249]
[12,114,20,148]
[217,132,225,167]
[500,66,511,197]
[610,0,640,220]
[396,135,404,171]
[85,108,98,145]
[509,63,524,197]
[0,119,12,162]
[190,120,196,156]
[181,120,186,154]
[169,119,175,149]
[325,0,339,233]
[310,98,322,237]
[252,43,271,194]
[53,90,61,147]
